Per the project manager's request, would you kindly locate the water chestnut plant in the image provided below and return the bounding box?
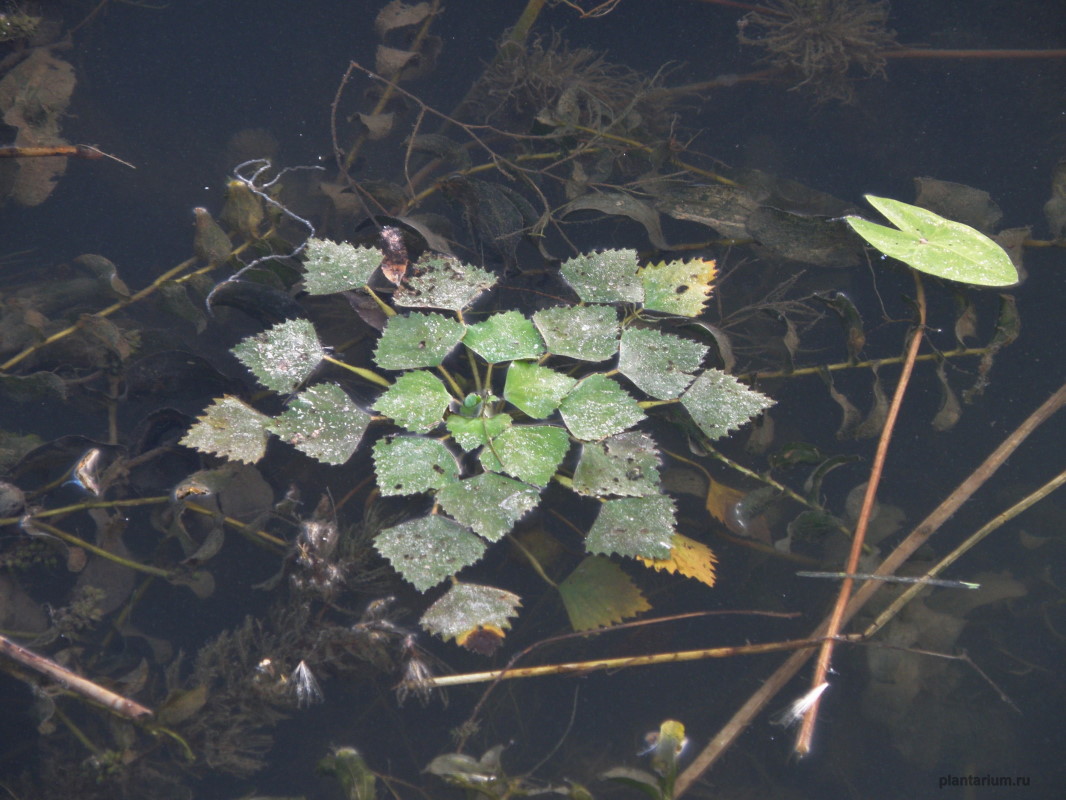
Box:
[181,240,774,652]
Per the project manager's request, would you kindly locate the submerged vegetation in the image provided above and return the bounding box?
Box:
[0,1,1063,798]
[738,0,897,102]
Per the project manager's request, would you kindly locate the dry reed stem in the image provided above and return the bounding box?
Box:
[674,379,1066,796]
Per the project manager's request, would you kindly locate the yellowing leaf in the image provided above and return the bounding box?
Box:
[640,258,717,317]
[704,478,744,524]
[558,556,651,631]
[456,624,507,656]
[637,533,717,587]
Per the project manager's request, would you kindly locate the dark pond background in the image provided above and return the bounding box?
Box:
[1,1,1064,798]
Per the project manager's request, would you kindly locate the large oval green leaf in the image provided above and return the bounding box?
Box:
[846,195,1018,287]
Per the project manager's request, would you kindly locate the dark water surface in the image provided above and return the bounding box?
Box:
[1,1,1064,798]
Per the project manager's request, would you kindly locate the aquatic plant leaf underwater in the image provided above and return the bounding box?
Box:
[680,370,775,441]
[375,515,486,592]
[560,191,671,251]
[232,318,325,393]
[847,194,1019,287]
[532,303,620,361]
[268,382,370,465]
[373,370,452,433]
[373,311,466,370]
[618,326,708,400]
[180,396,271,464]
[462,310,546,364]
[558,555,651,631]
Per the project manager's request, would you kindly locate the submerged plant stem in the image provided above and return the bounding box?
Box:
[323,355,392,388]
[673,379,1066,796]
[793,273,926,757]
[426,636,821,688]
[0,635,153,720]
[859,467,1066,640]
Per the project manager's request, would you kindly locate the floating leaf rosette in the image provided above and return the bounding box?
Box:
[182,241,781,647]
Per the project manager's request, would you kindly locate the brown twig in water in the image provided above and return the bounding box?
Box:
[0,634,153,720]
[673,382,1065,795]
[793,271,925,757]
[885,47,1066,60]
[429,636,821,689]
[447,608,801,752]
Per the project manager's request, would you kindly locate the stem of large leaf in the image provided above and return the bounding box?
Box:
[507,532,557,588]
[792,271,926,757]
[323,355,392,388]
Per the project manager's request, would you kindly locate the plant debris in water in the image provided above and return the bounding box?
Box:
[738,0,898,102]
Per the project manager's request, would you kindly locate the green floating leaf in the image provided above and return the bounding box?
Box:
[479,425,571,486]
[640,257,717,317]
[586,495,676,560]
[559,374,645,441]
[374,312,466,371]
[420,582,522,642]
[462,311,545,363]
[680,370,775,441]
[232,318,325,393]
[846,195,1018,287]
[503,361,577,418]
[394,253,497,311]
[437,473,541,542]
[375,515,486,591]
[533,304,620,361]
[302,238,381,294]
[446,412,512,451]
[374,370,451,433]
[558,556,650,631]
[372,436,460,496]
[559,249,644,304]
[180,396,271,464]
[618,327,707,400]
[572,431,660,497]
[268,383,370,465]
